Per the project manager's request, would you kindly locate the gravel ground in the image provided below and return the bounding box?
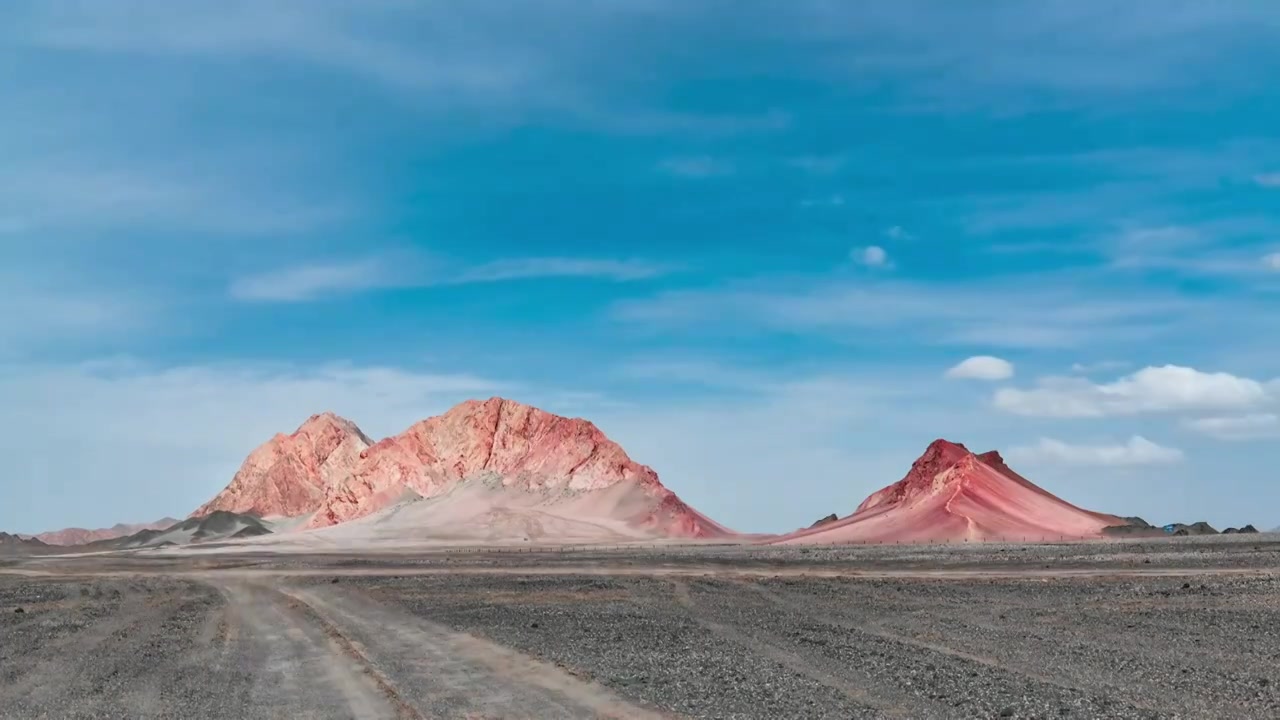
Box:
[1,535,1277,719]
[344,571,1280,719]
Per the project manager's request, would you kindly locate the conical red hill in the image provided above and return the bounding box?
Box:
[193,412,373,518]
[307,397,732,539]
[773,439,1124,545]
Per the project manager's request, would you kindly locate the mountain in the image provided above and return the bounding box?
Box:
[773,439,1125,544]
[194,398,732,542]
[95,512,273,550]
[33,518,180,546]
[193,412,373,518]
[0,532,54,555]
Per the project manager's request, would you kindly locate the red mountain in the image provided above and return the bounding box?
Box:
[194,398,732,541]
[773,439,1124,544]
[34,518,181,547]
[194,412,373,518]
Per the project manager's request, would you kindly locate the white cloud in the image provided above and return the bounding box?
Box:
[1263,253,1280,271]
[883,225,912,241]
[944,355,1014,381]
[1007,436,1184,467]
[994,365,1275,418]
[657,156,734,178]
[230,258,397,302]
[855,245,889,267]
[459,257,672,283]
[1255,173,1280,188]
[1183,414,1280,441]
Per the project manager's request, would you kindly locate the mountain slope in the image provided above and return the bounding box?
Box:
[774,439,1124,544]
[193,412,373,518]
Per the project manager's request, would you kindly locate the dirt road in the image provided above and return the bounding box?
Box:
[0,575,665,719]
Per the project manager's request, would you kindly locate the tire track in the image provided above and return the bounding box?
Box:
[665,579,917,718]
[746,582,1169,715]
[283,583,673,719]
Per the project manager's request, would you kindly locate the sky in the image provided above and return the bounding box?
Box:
[3,0,1280,535]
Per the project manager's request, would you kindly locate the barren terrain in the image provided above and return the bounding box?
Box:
[3,536,1278,719]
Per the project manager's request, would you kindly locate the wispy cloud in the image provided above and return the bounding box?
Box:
[232,255,673,302]
[10,1,789,136]
[1,274,149,356]
[786,155,844,174]
[883,225,913,241]
[1070,360,1130,375]
[1254,173,1280,188]
[657,156,735,178]
[1183,414,1280,441]
[0,165,338,236]
[1008,436,1184,467]
[613,277,1195,349]
[460,257,673,283]
[229,258,398,302]
[800,194,846,208]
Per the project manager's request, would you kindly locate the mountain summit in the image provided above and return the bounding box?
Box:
[193,412,374,518]
[774,439,1123,544]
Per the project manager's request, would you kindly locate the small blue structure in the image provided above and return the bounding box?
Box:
[1162,524,1177,534]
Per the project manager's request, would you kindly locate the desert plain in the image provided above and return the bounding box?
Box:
[3,535,1278,720]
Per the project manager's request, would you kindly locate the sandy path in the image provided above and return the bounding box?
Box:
[274,582,669,719]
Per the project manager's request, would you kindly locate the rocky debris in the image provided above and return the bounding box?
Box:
[193,412,373,518]
[1223,525,1259,534]
[1170,521,1218,536]
[86,511,274,549]
[1102,517,1165,537]
[773,439,1123,545]
[33,518,179,546]
[809,514,839,528]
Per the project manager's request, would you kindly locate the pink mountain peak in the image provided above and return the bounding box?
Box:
[193,411,374,519]
[774,439,1124,545]
[855,438,972,513]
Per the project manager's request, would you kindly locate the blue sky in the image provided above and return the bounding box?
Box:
[4,1,1280,534]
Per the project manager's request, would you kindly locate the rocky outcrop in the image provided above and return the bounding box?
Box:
[773,439,1124,545]
[34,518,181,546]
[194,398,732,540]
[809,514,839,528]
[193,412,373,518]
